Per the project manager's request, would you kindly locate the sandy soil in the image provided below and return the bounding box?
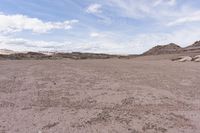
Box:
[0,57,200,133]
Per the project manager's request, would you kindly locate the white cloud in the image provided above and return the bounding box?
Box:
[0,33,129,54]
[86,4,102,14]
[1,25,200,54]
[153,0,176,6]
[104,0,200,27]
[86,3,111,24]
[0,35,68,51]
[0,13,78,34]
[104,0,182,20]
[90,32,101,37]
[167,11,200,26]
[167,0,176,6]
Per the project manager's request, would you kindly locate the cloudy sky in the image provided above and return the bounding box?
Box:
[0,0,200,54]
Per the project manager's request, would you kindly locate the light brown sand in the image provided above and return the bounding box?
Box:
[0,57,200,133]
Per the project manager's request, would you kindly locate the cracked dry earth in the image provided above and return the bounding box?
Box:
[0,58,200,133]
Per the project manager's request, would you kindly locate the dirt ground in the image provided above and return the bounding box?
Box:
[0,56,200,133]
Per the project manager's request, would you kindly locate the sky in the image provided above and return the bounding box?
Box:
[0,0,200,54]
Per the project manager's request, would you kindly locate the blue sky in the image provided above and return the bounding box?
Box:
[0,0,200,54]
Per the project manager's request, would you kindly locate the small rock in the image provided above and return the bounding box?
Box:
[194,55,200,59]
[194,58,200,62]
[193,55,200,62]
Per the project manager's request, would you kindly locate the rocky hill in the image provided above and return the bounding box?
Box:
[188,41,200,47]
[183,41,200,53]
[143,43,182,55]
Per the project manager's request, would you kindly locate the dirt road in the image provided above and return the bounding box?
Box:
[0,58,200,133]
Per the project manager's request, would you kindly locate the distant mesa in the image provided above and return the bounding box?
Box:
[0,51,125,60]
[143,43,182,55]
[0,49,15,55]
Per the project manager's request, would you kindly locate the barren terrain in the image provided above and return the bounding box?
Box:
[0,56,200,133]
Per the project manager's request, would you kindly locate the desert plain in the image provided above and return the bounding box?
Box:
[0,55,200,133]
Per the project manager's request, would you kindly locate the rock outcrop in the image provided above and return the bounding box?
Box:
[178,56,193,62]
[172,55,200,62]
